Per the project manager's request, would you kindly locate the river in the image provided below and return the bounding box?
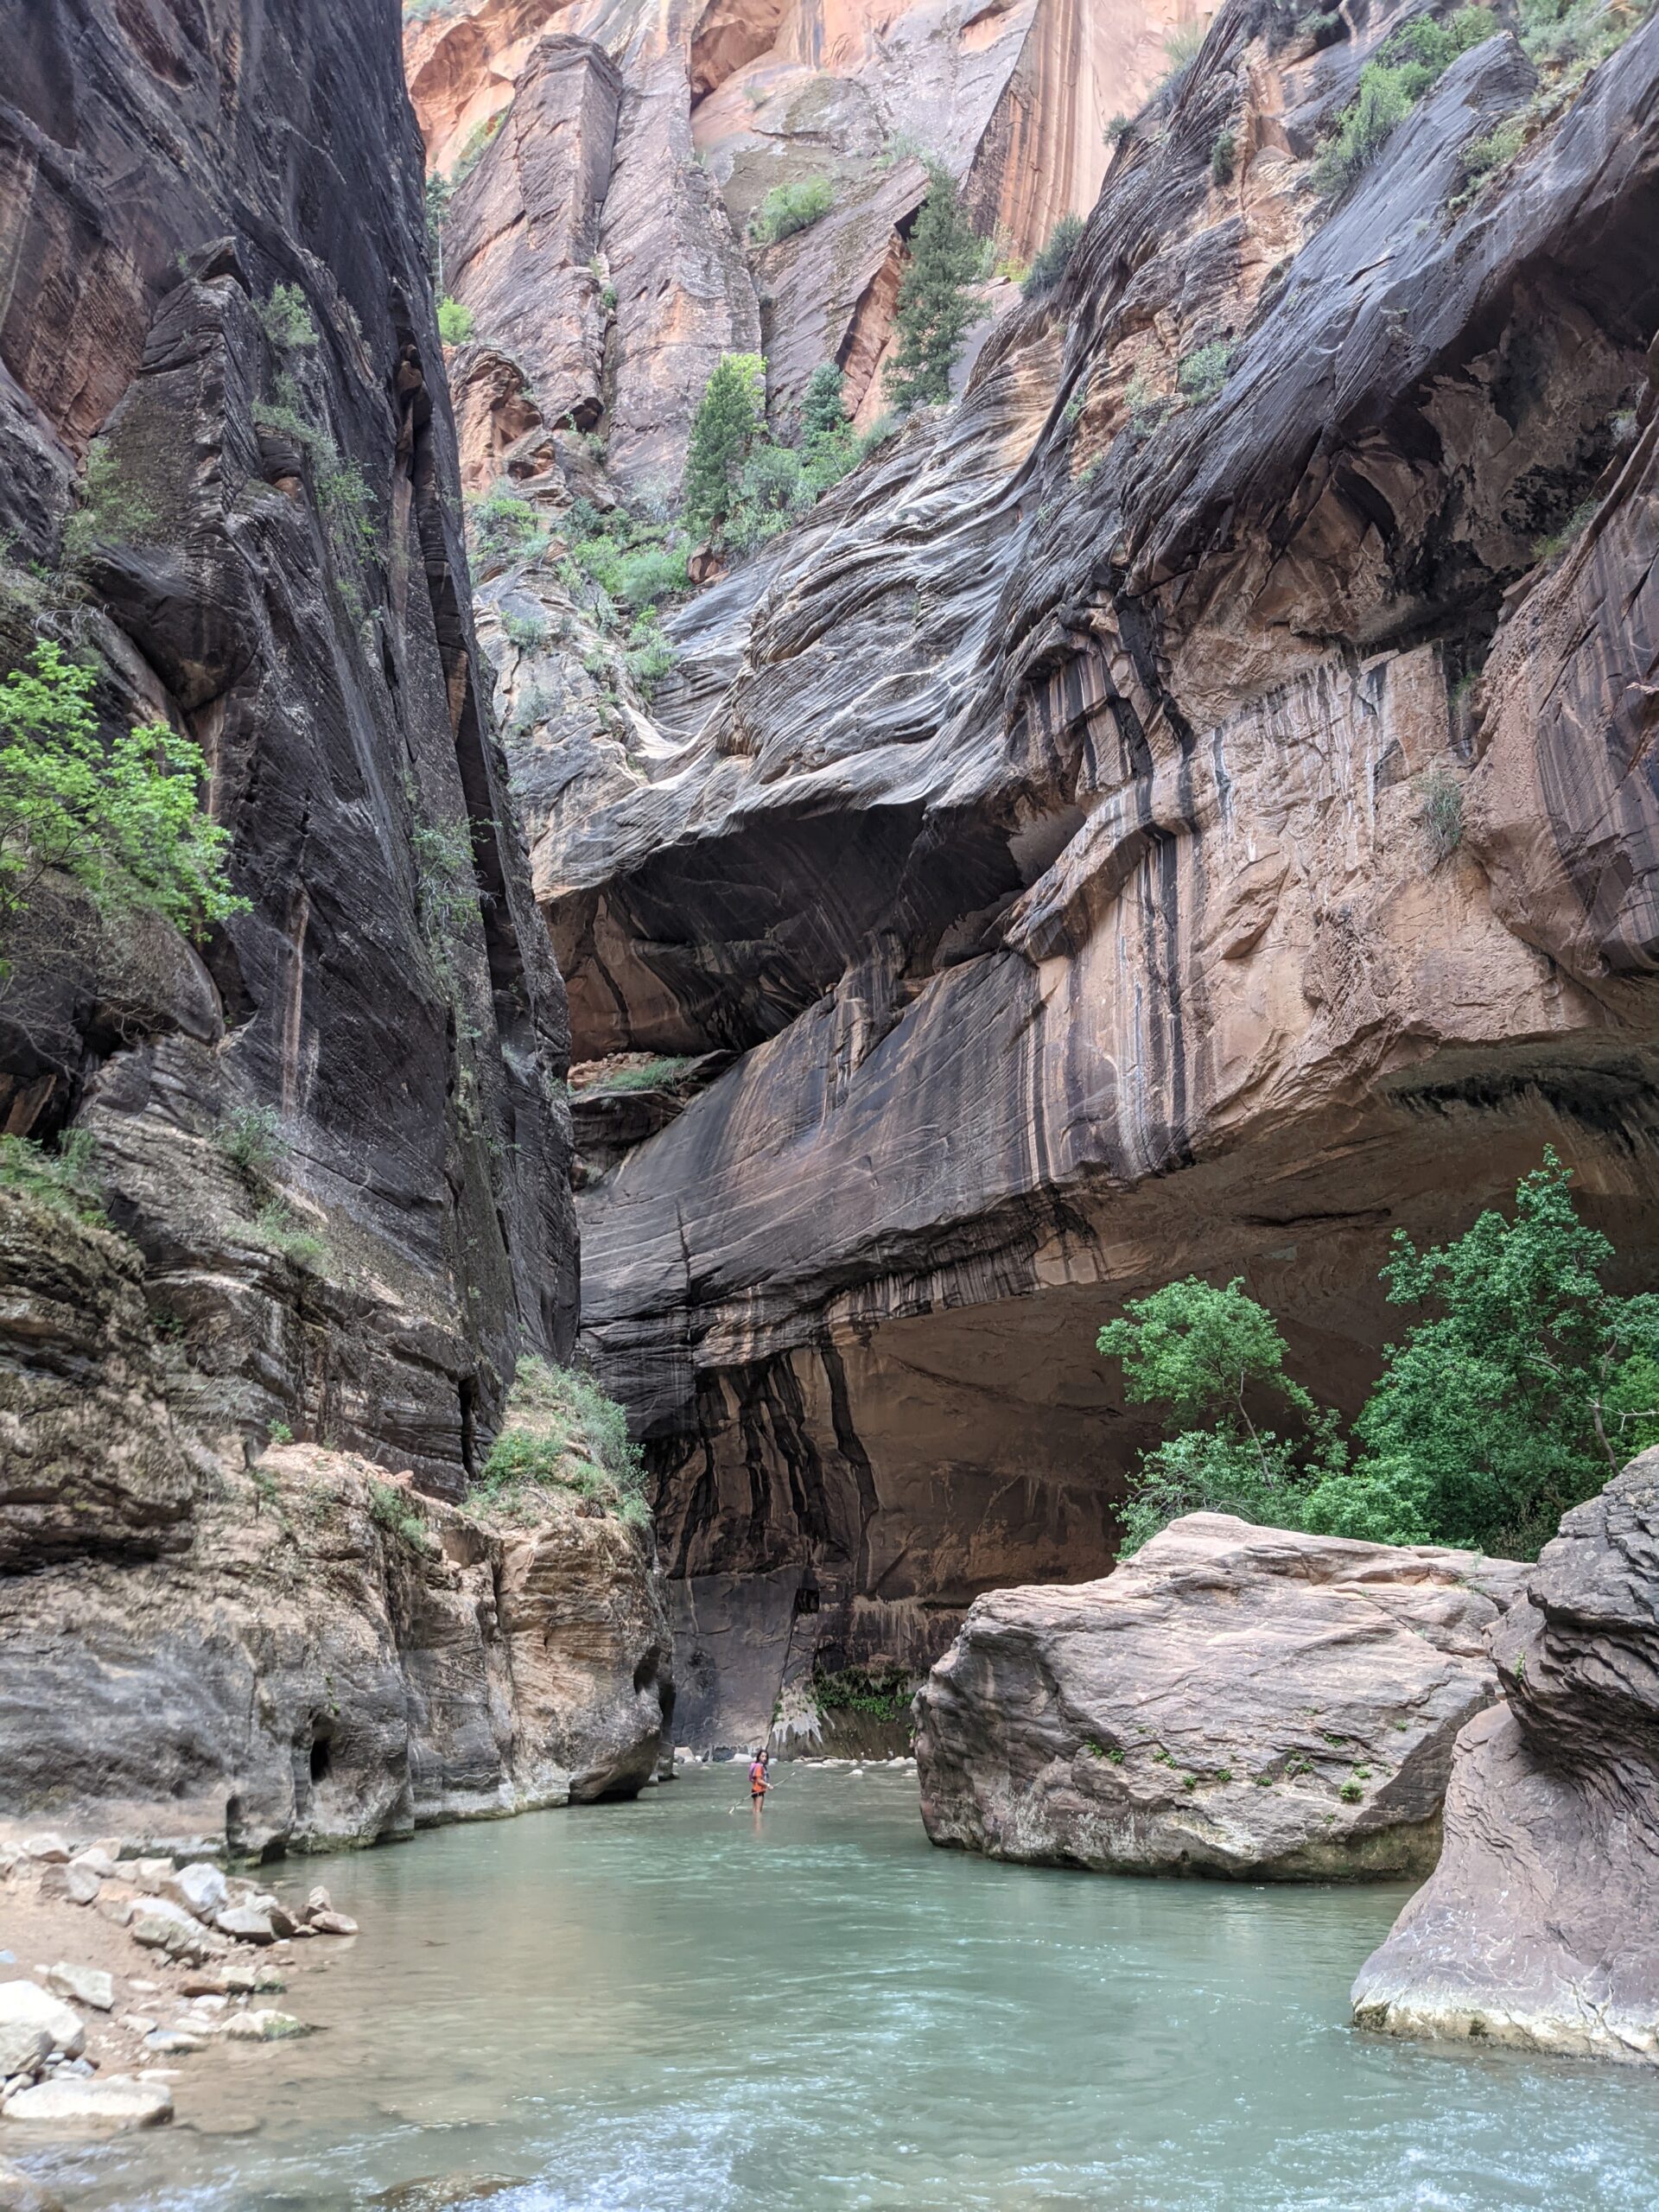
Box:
[28,1765,1659,2211]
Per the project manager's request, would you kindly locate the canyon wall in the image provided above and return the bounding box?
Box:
[409,0,1192,477]
[0,0,671,1834]
[494,0,1659,1746]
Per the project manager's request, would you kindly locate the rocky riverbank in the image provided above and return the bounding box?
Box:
[0,1832,359,2159]
[914,1515,1526,1878]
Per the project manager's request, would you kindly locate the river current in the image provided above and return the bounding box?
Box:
[30,1765,1659,2211]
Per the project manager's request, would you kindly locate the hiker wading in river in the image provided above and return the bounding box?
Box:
[749,1750,771,1808]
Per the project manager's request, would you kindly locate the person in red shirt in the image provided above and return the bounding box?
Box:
[748,1750,771,1807]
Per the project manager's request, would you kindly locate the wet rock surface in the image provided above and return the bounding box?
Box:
[913,1515,1527,1878]
[501,0,1659,1739]
[1352,1456,1659,2063]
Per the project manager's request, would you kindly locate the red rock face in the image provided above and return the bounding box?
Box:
[407,0,1192,478]
[497,0,1659,1745]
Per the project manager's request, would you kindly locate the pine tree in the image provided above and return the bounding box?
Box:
[886,162,983,413]
[683,353,766,534]
[799,362,849,446]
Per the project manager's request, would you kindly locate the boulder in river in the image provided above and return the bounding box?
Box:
[1352,1456,1659,2064]
[2,2075,172,2129]
[914,1515,1526,1879]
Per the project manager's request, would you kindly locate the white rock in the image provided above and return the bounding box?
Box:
[0,2025,49,2082]
[60,1868,100,1909]
[214,1905,274,1944]
[128,1900,225,1963]
[68,1850,117,1882]
[141,2031,205,2056]
[43,1967,111,2014]
[127,1980,159,1995]
[19,1840,68,1866]
[221,2009,311,2042]
[308,1910,357,1936]
[130,1859,173,1895]
[0,1986,82,2061]
[303,1886,332,1918]
[118,2018,156,2037]
[3,2075,172,2129]
[95,1897,132,1929]
[163,1864,227,1924]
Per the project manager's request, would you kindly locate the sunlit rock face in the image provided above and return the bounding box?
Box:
[1352,1457,1659,2064]
[508,0,1659,1747]
[407,0,1186,479]
[0,0,575,1489]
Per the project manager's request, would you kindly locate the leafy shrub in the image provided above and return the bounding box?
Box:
[1311,7,1497,200]
[258,283,318,352]
[1178,341,1235,402]
[60,438,162,564]
[467,485,543,562]
[1211,127,1237,185]
[1098,1151,1659,1560]
[1531,496,1599,565]
[218,1103,288,1177]
[812,1664,915,1720]
[574,1054,698,1094]
[436,296,475,344]
[318,461,378,561]
[613,543,690,611]
[1021,213,1085,302]
[410,817,476,988]
[0,1128,106,1224]
[750,175,836,245]
[368,1479,437,1554]
[500,607,549,650]
[0,644,245,942]
[475,1357,648,1528]
[252,1199,327,1271]
[1461,113,1528,180]
[1104,112,1134,144]
[625,619,677,696]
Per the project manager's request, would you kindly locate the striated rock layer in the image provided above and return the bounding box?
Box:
[410,0,1187,475]
[913,1514,1526,1878]
[0,3,665,1838]
[0,1198,671,1856]
[1351,1456,1659,2064]
[520,0,1659,1745]
[0,0,573,1487]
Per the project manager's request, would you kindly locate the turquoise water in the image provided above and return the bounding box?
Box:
[29,1766,1659,2210]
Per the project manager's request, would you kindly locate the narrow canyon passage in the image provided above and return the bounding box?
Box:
[35,1770,1659,2212]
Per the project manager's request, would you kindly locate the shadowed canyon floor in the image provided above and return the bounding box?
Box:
[11,1769,1659,2212]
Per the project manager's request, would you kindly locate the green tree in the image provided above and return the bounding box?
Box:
[1096,1277,1343,1552]
[683,353,766,534]
[798,362,859,494]
[1096,1153,1659,1560]
[0,644,245,947]
[1302,1150,1659,1556]
[887,162,982,412]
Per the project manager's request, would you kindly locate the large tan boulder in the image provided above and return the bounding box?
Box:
[1352,1456,1659,2064]
[913,1515,1526,1878]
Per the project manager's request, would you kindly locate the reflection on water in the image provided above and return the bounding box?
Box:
[24,1766,1659,2211]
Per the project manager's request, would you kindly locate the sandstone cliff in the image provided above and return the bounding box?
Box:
[492,0,1659,1746]
[1351,1454,1659,2063]
[409,0,1192,474]
[0,0,667,1834]
[0,1195,671,1856]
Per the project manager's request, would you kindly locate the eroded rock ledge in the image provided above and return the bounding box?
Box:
[0,1194,671,1858]
[1351,1456,1659,2064]
[914,1514,1526,1878]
